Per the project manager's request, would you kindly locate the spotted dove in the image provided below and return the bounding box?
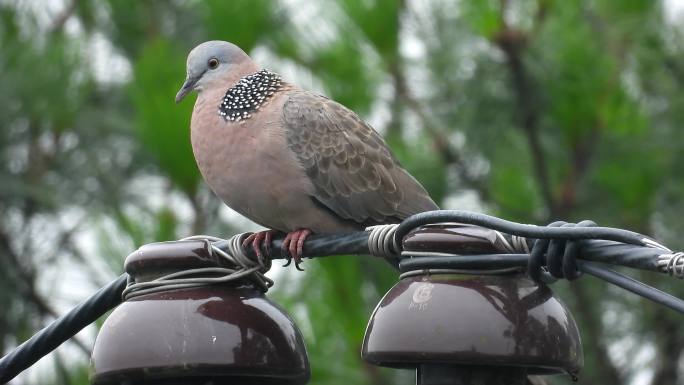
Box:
[176,41,439,266]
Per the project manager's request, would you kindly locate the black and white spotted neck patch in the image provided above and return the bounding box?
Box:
[218,69,282,122]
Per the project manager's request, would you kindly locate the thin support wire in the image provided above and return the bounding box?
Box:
[124,233,273,300]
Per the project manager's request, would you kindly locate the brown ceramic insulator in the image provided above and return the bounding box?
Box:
[362,274,582,375]
[124,240,227,282]
[402,223,516,255]
[91,240,310,385]
[362,225,583,377]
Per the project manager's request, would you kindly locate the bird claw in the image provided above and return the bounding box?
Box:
[281,229,312,271]
[242,230,275,264]
[281,257,302,270]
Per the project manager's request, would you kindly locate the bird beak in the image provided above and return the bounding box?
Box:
[175,76,198,103]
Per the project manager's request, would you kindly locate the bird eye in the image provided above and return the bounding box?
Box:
[208,58,219,69]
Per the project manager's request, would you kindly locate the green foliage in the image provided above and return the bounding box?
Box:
[491,159,539,218]
[273,257,398,384]
[461,0,502,39]
[201,0,280,51]
[337,0,400,60]
[387,133,449,204]
[307,38,380,113]
[130,39,199,196]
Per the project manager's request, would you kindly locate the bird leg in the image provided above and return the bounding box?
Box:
[242,230,276,264]
[281,228,312,271]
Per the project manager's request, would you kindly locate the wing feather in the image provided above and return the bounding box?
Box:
[282,90,438,226]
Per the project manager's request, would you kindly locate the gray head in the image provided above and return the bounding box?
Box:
[175,41,252,103]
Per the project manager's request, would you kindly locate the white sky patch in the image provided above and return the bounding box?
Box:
[664,0,684,24]
[401,33,426,61]
[10,0,61,29]
[442,190,487,212]
[88,32,132,85]
[631,344,656,385]
[366,80,394,134]
[280,0,340,50]
[251,46,327,95]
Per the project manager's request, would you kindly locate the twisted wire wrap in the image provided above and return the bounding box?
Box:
[123,233,273,300]
[511,235,530,253]
[658,252,684,278]
[366,224,400,260]
[222,233,272,274]
[643,238,672,252]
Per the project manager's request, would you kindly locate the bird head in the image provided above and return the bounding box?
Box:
[175,41,252,103]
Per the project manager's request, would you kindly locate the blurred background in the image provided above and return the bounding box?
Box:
[2,0,684,384]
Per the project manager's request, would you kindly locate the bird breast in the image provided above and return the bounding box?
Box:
[190,90,318,232]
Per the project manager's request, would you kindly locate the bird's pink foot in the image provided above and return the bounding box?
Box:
[242,230,276,265]
[281,228,312,271]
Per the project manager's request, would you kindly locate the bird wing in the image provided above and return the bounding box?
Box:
[282,90,439,226]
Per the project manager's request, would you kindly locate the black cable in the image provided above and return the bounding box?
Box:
[578,261,684,314]
[395,210,651,251]
[579,240,661,271]
[399,254,531,270]
[209,218,664,274]
[214,231,371,261]
[528,221,595,283]
[0,274,127,384]
[398,245,664,271]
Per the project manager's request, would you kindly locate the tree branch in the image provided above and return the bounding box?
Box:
[494,25,556,216]
[556,130,598,217]
[493,5,626,384]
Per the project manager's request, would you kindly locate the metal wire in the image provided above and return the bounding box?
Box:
[123,234,274,300]
[123,266,267,299]
[366,224,400,259]
[658,252,684,278]
[399,267,523,279]
[579,261,684,313]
